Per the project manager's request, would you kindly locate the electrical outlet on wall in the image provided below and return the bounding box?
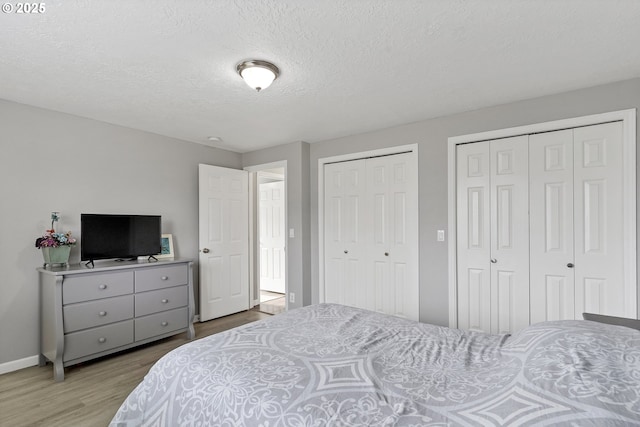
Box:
[289,292,295,303]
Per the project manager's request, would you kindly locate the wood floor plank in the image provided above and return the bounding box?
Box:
[0,308,272,427]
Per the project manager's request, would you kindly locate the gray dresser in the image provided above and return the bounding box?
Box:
[38,259,195,381]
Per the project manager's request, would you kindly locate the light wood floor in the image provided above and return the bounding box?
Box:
[258,296,286,315]
[0,309,272,427]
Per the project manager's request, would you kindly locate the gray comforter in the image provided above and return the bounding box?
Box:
[110,304,640,426]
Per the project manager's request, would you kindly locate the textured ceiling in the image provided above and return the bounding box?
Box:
[1,0,640,153]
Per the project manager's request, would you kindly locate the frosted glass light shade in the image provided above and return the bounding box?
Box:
[236,60,280,92]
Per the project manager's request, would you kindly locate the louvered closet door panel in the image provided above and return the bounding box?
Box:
[366,153,418,319]
[456,142,491,333]
[529,129,575,323]
[324,160,368,308]
[490,136,530,334]
[573,122,626,318]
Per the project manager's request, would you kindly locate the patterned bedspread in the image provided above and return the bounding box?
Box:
[110,304,640,426]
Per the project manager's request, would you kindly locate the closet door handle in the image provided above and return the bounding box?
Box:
[567,263,574,268]
[490,258,497,263]
[344,250,348,254]
[384,252,389,257]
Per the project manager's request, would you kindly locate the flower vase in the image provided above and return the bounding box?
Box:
[42,246,71,267]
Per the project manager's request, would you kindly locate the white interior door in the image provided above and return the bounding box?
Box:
[489,136,530,334]
[367,153,419,319]
[529,129,576,323]
[323,152,419,321]
[573,122,627,317]
[450,110,636,330]
[324,159,367,308]
[457,137,529,334]
[531,123,628,321]
[199,164,249,321]
[456,141,491,333]
[259,180,286,294]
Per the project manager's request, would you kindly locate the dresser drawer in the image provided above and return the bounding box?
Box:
[135,265,187,292]
[135,285,188,317]
[64,295,134,333]
[64,320,133,362]
[135,307,188,341]
[63,271,134,304]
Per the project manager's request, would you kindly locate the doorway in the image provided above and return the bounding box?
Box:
[246,162,288,315]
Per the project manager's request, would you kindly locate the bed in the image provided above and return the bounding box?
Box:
[110,303,640,426]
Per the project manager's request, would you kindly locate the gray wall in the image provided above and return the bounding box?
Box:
[242,141,311,308]
[3,77,639,368]
[0,99,241,365]
[310,77,640,326]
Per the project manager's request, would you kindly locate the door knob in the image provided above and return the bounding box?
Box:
[344,250,348,254]
[384,252,389,256]
[567,263,574,268]
[202,248,210,253]
[491,258,497,263]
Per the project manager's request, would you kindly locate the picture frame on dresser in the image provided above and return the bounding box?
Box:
[156,234,174,259]
[37,259,195,381]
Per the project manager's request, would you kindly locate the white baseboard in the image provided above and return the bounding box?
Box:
[0,355,39,375]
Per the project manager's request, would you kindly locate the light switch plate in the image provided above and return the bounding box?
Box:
[437,230,445,241]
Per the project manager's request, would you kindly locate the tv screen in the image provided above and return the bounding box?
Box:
[81,214,161,262]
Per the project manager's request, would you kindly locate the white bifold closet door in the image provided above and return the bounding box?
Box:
[324,159,367,309]
[530,122,625,323]
[324,152,418,320]
[456,136,530,334]
[457,121,627,334]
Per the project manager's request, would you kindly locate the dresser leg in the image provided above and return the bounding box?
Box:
[187,323,195,340]
[53,359,64,382]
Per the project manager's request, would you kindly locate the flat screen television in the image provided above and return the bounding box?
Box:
[81,214,161,265]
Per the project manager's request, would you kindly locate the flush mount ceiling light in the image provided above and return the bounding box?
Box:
[236,60,280,92]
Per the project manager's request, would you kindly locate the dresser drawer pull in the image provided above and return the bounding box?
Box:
[161,299,169,304]
[161,321,168,327]
[99,284,108,290]
[161,276,168,281]
[99,311,107,317]
[98,337,106,343]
